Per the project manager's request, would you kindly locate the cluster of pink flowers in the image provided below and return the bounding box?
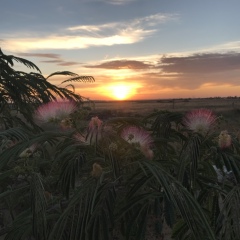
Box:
[35,101,77,124]
[121,125,154,159]
[183,108,216,134]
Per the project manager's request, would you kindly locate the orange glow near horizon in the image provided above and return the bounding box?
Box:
[99,83,140,100]
[74,82,240,101]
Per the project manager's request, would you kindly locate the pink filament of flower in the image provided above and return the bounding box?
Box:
[35,101,77,123]
[121,126,153,159]
[183,108,216,132]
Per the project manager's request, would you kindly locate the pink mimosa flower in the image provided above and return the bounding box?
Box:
[35,101,77,123]
[218,130,232,149]
[86,116,103,144]
[121,125,154,159]
[183,108,216,134]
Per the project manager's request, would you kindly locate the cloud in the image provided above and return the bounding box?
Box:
[41,60,81,66]
[85,51,240,74]
[102,0,136,5]
[2,13,176,52]
[133,52,240,91]
[18,53,60,59]
[145,70,240,95]
[40,60,63,63]
[2,34,149,52]
[159,52,240,73]
[197,41,240,53]
[85,59,153,69]
[68,13,176,33]
[18,52,81,66]
[85,51,240,93]
[58,61,81,66]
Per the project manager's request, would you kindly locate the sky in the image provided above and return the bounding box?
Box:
[1,0,240,101]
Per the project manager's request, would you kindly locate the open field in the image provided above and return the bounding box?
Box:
[92,97,240,114]
[89,97,240,133]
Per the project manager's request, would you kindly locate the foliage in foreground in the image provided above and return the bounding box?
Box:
[0,48,94,130]
[1,51,240,240]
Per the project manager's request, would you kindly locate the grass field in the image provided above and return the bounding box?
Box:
[90,97,240,131]
[93,97,240,114]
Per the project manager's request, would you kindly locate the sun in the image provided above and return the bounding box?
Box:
[98,82,141,100]
[112,85,130,100]
[108,84,137,100]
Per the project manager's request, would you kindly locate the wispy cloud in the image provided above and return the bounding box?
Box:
[68,13,176,33]
[18,53,60,59]
[2,34,145,51]
[74,0,135,4]
[198,41,240,53]
[85,59,153,69]
[18,52,81,66]
[45,60,81,66]
[57,61,81,66]
[102,0,136,5]
[40,60,63,63]
[2,13,177,52]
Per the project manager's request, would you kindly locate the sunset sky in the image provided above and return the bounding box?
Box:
[1,0,240,100]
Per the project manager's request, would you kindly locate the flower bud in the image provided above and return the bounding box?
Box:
[91,163,103,178]
[218,130,231,149]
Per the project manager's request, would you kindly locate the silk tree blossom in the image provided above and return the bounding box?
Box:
[121,125,154,159]
[86,116,103,144]
[183,108,216,134]
[218,130,232,149]
[35,101,77,123]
